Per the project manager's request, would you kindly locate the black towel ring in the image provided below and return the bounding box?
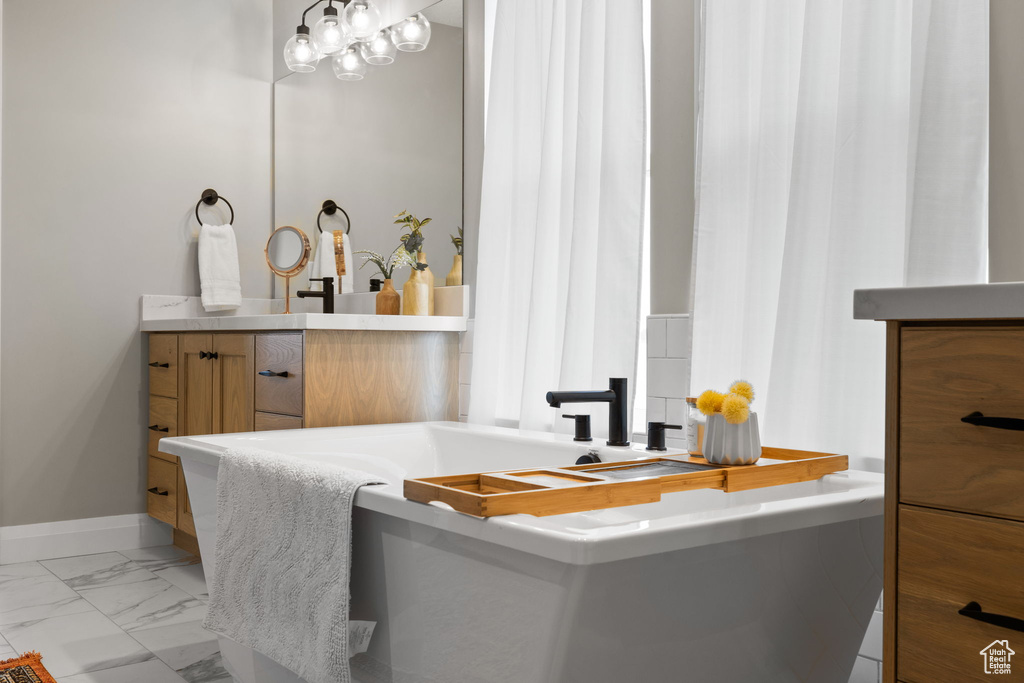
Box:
[194,188,234,225]
[317,200,351,234]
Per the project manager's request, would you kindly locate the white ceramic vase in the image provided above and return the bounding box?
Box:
[702,412,762,465]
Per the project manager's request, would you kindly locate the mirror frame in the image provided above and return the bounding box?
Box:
[265,225,312,314]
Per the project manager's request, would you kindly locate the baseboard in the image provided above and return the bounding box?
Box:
[0,513,173,565]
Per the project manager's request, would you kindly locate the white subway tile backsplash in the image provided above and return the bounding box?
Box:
[647,397,666,423]
[459,384,471,418]
[461,320,475,354]
[459,353,473,384]
[666,316,690,358]
[647,318,667,358]
[665,398,686,426]
[664,436,688,451]
[647,358,689,399]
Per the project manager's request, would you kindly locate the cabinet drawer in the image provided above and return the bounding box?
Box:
[897,506,1024,682]
[900,327,1024,520]
[255,411,303,431]
[255,334,303,416]
[148,396,178,461]
[147,456,177,526]
[148,334,178,398]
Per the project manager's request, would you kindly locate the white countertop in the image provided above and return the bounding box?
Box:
[853,282,1024,321]
[140,289,469,332]
[142,312,467,332]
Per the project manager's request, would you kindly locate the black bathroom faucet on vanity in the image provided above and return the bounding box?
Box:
[546,378,630,447]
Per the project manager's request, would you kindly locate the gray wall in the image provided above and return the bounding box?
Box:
[649,0,697,314]
[462,0,484,309]
[1,0,274,526]
[274,23,464,294]
[990,0,1024,282]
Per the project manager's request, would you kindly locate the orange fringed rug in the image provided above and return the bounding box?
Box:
[0,652,57,683]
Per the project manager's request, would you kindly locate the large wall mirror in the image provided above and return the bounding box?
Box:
[273,0,465,296]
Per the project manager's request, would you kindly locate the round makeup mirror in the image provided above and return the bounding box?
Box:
[265,226,310,314]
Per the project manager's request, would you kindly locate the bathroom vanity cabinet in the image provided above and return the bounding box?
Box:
[854,285,1024,683]
[146,329,460,553]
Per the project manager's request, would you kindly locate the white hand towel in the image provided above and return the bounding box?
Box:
[198,223,241,311]
[203,448,384,683]
[313,231,355,294]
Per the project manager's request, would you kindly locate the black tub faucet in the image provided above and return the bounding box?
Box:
[546,378,630,447]
[297,277,335,313]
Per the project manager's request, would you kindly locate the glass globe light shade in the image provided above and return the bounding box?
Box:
[333,48,367,81]
[341,1,382,40]
[360,28,397,65]
[284,28,320,72]
[391,13,431,52]
[313,9,350,55]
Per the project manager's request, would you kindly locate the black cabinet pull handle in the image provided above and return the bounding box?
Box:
[959,602,1024,633]
[148,425,169,432]
[147,487,169,496]
[961,411,1024,432]
[258,370,289,378]
[148,362,169,368]
[199,351,219,360]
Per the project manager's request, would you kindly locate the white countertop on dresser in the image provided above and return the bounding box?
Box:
[141,312,467,332]
[140,290,469,332]
[853,282,1024,321]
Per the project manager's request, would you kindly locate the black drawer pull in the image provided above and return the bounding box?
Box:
[147,487,169,496]
[961,411,1024,432]
[258,370,289,378]
[148,425,169,432]
[199,351,219,360]
[959,602,1024,633]
[148,362,169,368]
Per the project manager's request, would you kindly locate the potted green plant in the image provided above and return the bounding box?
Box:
[447,226,463,286]
[355,245,414,315]
[394,210,434,315]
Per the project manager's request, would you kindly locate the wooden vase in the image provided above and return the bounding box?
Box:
[376,278,400,315]
[446,254,463,286]
[417,251,435,315]
[402,268,430,316]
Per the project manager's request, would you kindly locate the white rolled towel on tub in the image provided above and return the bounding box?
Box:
[198,223,241,311]
[203,448,384,683]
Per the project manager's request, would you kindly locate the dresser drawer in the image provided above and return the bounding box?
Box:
[255,334,303,416]
[900,327,1024,520]
[148,396,178,462]
[897,506,1024,682]
[148,334,178,398]
[147,456,177,526]
[255,411,303,431]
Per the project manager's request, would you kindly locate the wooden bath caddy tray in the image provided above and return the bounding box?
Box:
[403,447,848,517]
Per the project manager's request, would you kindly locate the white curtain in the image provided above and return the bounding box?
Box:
[691,0,988,469]
[468,0,647,434]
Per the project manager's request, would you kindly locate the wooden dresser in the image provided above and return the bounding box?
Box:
[146,329,460,554]
[884,320,1024,682]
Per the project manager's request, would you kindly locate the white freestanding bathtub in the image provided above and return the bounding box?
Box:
[160,421,884,683]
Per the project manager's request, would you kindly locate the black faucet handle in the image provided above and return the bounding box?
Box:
[562,414,593,442]
[309,276,334,286]
[646,421,683,452]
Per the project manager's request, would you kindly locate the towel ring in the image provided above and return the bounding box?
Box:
[317,200,351,234]
[195,188,234,226]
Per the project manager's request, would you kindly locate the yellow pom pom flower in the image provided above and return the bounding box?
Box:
[728,380,755,403]
[721,394,751,424]
[696,389,725,416]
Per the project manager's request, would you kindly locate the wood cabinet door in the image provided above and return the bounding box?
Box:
[181,334,214,437]
[213,334,255,434]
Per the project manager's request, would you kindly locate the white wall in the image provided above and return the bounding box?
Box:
[1,0,273,526]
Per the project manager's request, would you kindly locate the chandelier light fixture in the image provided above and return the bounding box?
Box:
[284,0,431,81]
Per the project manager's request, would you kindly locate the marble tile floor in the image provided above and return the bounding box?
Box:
[0,546,228,683]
